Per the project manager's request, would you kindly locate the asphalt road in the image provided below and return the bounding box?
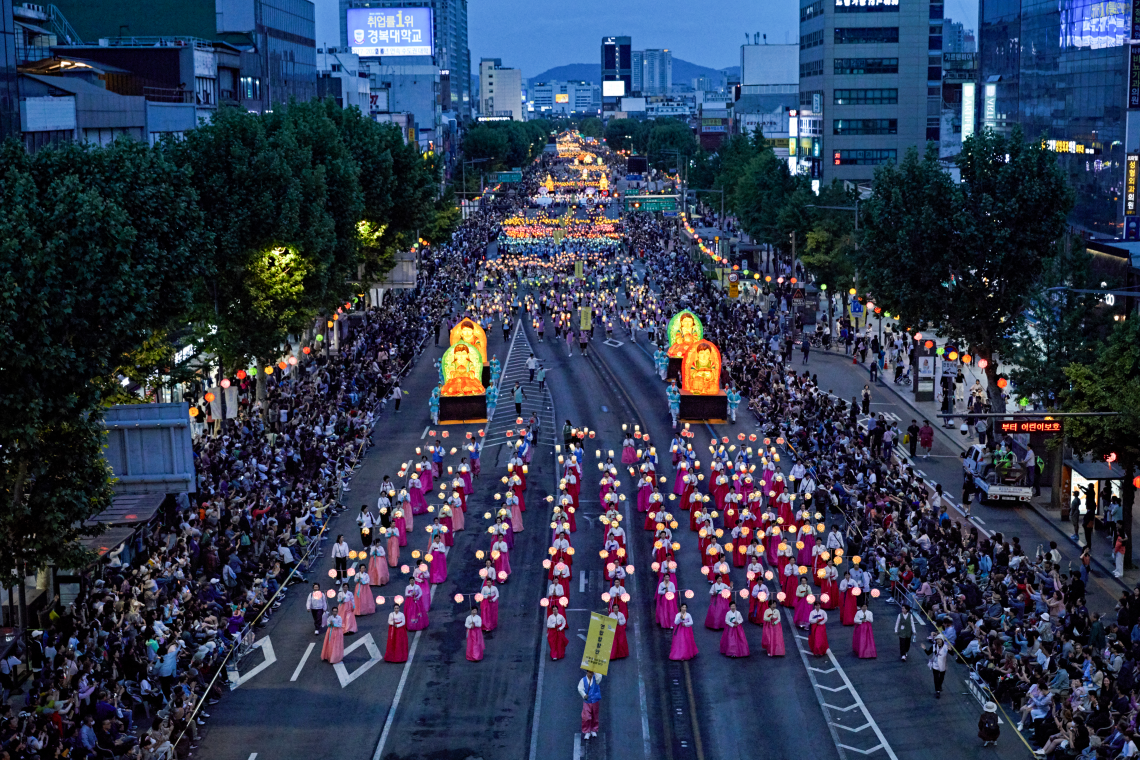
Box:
[191,289,1068,760]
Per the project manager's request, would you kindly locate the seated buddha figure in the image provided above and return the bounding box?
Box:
[682,340,721,396]
[441,342,485,397]
[449,318,488,362]
[667,311,703,358]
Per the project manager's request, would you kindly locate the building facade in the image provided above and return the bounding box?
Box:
[478,57,522,120]
[531,79,599,116]
[641,48,672,95]
[979,0,1128,236]
[601,34,631,111]
[798,0,940,186]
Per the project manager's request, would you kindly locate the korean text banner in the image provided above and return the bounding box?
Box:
[347,7,433,57]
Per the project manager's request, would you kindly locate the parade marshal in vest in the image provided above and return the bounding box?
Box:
[666,310,704,358]
[682,340,722,396]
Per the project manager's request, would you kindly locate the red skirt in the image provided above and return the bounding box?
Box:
[385,624,409,663]
[611,624,629,659]
[548,627,568,660]
[809,622,830,656]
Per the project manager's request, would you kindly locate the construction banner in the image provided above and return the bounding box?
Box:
[580,612,617,675]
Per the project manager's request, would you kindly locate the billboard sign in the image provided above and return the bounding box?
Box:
[347,8,433,57]
[961,82,975,140]
[555,93,570,103]
[1126,154,1139,215]
[602,80,626,97]
[1130,45,1140,107]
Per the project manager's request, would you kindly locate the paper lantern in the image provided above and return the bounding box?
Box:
[540,598,549,608]
[776,592,786,602]
[498,571,508,580]
[871,588,881,598]
[326,590,337,598]
[188,408,199,418]
[851,587,862,596]
[684,589,695,599]
[400,564,410,574]
[328,569,337,578]
[665,591,675,601]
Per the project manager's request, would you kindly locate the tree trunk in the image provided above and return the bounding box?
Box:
[982,350,1003,412]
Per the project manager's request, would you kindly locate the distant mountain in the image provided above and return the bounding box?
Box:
[526,58,734,91]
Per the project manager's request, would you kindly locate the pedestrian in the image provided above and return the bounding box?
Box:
[1113,534,1125,578]
[927,633,950,698]
[801,339,810,364]
[390,383,403,413]
[978,702,1000,746]
[906,419,920,459]
[1069,489,1082,541]
[306,583,327,634]
[578,670,603,740]
[869,360,878,382]
[861,385,871,415]
[566,328,574,357]
[918,420,934,459]
[537,365,547,392]
[579,329,589,356]
[894,602,917,661]
[513,382,527,418]
[332,534,349,583]
[526,354,537,382]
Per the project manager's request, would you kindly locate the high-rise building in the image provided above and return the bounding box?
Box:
[642,49,672,95]
[978,0,1126,236]
[51,0,317,112]
[531,80,599,116]
[341,0,470,119]
[797,0,940,187]
[479,58,523,120]
[631,49,644,94]
[0,0,18,138]
[601,35,631,110]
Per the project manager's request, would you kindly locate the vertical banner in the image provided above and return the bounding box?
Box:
[1130,45,1140,108]
[961,82,976,141]
[1126,154,1139,216]
[580,307,593,332]
[580,612,617,675]
[574,260,583,279]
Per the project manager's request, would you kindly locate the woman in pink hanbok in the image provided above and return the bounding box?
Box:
[719,602,750,658]
[427,538,448,584]
[669,604,699,661]
[808,602,830,656]
[761,601,786,656]
[479,579,499,631]
[852,604,877,658]
[465,606,485,661]
[656,577,678,629]
[337,589,358,634]
[793,577,813,629]
[704,582,730,630]
[320,611,344,664]
[354,570,376,615]
[369,542,390,586]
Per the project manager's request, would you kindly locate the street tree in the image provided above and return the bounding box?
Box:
[856,130,1073,403]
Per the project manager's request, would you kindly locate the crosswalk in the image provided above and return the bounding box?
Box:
[483,321,556,448]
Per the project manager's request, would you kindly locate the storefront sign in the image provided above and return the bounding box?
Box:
[1131,44,1140,108]
[997,419,1063,436]
[1126,154,1139,215]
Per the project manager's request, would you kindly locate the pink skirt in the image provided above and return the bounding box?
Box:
[762,621,786,656]
[338,601,358,633]
[494,552,512,580]
[406,596,430,631]
[466,627,485,661]
[462,471,473,493]
[720,625,750,657]
[511,503,524,533]
[841,593,858,625]
[410,488,428,515]
[321,627,344,664]
[853,622,877,658]
[656,593,678,629]
[355,585,376,615]
[471,458,481,477]
[387,536,400,565]
[480,598,499,631]
[453,506,465,532]
[622,447,637,464]
[428,552,448,584]
[669,625,699,660]
[421,470,433,491]
[793,596,812,627]
[637,487,650,512]
[704,595,729,630]
[369,556,390,586]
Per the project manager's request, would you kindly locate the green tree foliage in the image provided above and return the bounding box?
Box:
[604,118,641,152]
[0,139,205,576]
[578,116,603,138]
[1063,319,1140,564]
[646,119,697,169]
[856,130,1073,400]
[733,147,807,250]
[799,182,860,288]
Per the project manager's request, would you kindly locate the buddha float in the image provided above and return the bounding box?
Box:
[678,339,728,422]
[437,331,489,424]
[449,318,491,386]
[664,309,703,381]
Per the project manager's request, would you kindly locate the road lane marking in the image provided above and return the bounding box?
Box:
[332,633,383,687]
[421,426,429,439]
[289,643,315,682]
[579,571,587,593]
[231,637,276,688]
[372,586,434,760]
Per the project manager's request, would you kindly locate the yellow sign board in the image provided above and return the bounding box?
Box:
[729,282,739,299]
[574,260,583,279]
[580,612,617,675]
[580,306,593,332]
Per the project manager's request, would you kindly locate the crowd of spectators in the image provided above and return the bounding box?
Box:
[0,201,505,760]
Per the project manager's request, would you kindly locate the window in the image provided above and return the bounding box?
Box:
[800,29,825,48]
[834,0,898,11]
[834,27,899,44]
[928,65,943,80]
[833,88,898,104]
[929,2,944,18]
[801,0,824,21]
[834,57,899,74]
[800,60,824,78]
[240,76,261,100]
[800,89,823,107]
[834,118,897,135]
[833,149,897,165]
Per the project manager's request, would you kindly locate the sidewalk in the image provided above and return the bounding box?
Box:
[823,345,1140,593]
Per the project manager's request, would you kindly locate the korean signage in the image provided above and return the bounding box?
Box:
[1130,44,1140,108]
[580,612,617,675]
[983,83,997,127]
[346,8,433,57]
[997,419,1063,436]
[1126,154,1139,215]
[961,82,975,140]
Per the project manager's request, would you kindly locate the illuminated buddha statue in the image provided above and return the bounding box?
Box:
[667,310,703,358]
[449,318,487,361]
[441,342,485,396]
[683,340,722,396]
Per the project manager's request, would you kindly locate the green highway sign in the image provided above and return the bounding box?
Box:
[624,195,678,212]
[489,170,522,183]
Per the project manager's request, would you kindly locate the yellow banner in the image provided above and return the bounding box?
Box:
[729,282,739,299]
[580,306,593,331]
[574,260,583,279]
[580,612,617,675]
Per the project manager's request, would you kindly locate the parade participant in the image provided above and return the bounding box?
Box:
[306,583,327,635]
[578,670,603,741]
[608,601,629,660]
[386,522,401,566]
[338,587,358,634]
[705,579,730,630]
[656,576,678,629]
[480,578,500,632]
[465,606,485,662]
[547,608,569,660]
[894,602,918,661]
[793,576,813,629]
[670,603,699,660]
[368,541,390,586]
[320,609,344,664]
[720,601,750,658]
[404,581,428,631]
[852,603,877,659]
[385,603,409,663]
[492,536,511,581]
[808,601,830,656]
[428,535,448,584]
[357,504,376,547]
[762,600,786,656]
[354,566,376,616]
